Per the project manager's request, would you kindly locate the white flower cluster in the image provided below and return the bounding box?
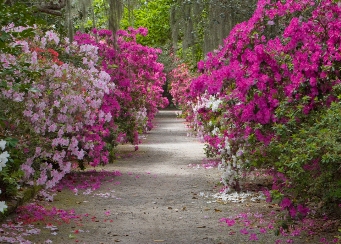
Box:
[0,140,9,172]
[206,95,222,112]
[0,140,9,213]
[0,190,7,213]
[135,107,148,131]
[212,191,266,203]
[211,126,220,136]
[218,136,247,192]
[136,107,147,122]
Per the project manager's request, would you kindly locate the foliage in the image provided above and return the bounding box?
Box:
[76,0,172,48]
[170,0,258,69]
[0,0,42,27]
[120,0,172,47]
[91,0,109,29]
[266,99,341,214]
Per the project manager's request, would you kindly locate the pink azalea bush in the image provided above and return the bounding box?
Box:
[1,26,113,192]
[0,24,167,207]
[172,0,341,216]
[74,27,168,153]
[169,62,195,118]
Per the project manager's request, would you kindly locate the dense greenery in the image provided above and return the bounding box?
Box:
[269,101,341,212]
[121,0,172,47]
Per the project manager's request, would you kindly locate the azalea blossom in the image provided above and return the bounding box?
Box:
[280,197,292,209]
[0,140,6,150]
[0,151,10,171]
[240,228,249,235]
[0,201,7,213]
[259,228,267,234]
[249,233,258,241]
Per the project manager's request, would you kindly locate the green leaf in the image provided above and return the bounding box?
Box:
[5,137,18,148]
[0,31,11,42]
[0,80,7,88]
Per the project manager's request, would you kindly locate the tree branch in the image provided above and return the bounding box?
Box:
[40,0,66,10]
[36,6,62,16]
[35,0,67,16]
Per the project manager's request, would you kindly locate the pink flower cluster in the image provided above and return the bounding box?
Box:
[171,0,341,213]
[169,62,195,113]
[190,0,341,145]
[0,26,167,193]
[1,27,114,188]
[75,27,168,150]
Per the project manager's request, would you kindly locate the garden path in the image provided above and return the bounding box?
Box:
[3,110,336,243]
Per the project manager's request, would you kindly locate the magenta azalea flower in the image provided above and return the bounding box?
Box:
[289,206,297,218]
[280,197,292,209]
[259,228,267,234]
[240,228,249,235]
[297,204,309,216]
[249,233,258,241]
[225,218,236,226]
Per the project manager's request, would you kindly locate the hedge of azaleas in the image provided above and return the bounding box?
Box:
[0,24,167,212]
[169,62,196,120]
[171,0,341,218]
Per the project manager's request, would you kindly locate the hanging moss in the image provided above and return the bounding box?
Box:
[170,0,258,64]
[65,0,73,41]
[61,0,123,43]
[108,0,123,38]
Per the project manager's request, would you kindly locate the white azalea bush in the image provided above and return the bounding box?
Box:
[187,92,249,192]
[0,140,9,170]
[0,140,10,213]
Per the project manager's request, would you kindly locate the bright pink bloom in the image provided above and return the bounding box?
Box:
[221,218,236,226]
[249,233,258,241]
[240,228,249,235]
[280,198,292,209]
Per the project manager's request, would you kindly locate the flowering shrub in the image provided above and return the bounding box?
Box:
[172,0,341,215]
[1,26,113,193]
[169,62,193,108]
[0,22,168,210]
[74,27,168,151]
[268,99,341,215]
[168,62,196,120]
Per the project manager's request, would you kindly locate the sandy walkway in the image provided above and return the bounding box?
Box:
[2,110,335,244]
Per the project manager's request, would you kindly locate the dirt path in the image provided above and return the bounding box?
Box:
[1,110,337,243]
